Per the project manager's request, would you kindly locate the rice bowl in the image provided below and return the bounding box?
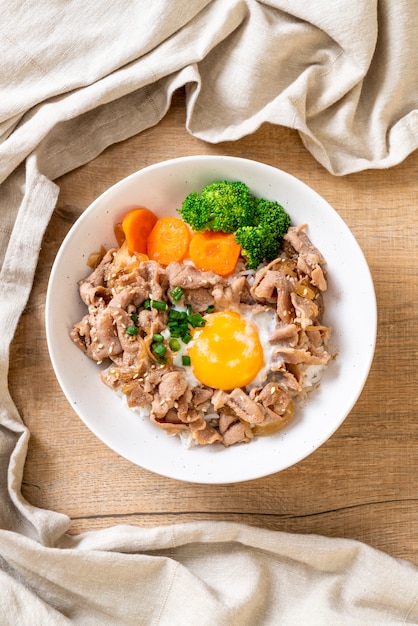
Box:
[46,156,377,483]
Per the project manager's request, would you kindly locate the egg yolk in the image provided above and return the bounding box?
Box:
[187,310,264,390]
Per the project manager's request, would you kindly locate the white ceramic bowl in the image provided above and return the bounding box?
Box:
[46,156,376,484]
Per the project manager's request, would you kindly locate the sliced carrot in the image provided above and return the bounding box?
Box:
[146,217,191,266]
[121,208,158,254]
[188,231,241,276]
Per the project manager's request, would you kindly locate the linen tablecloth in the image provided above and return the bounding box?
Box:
[1,1,418,623]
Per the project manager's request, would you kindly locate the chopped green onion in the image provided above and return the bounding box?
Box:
[143,299,151,310]
[206,305,215,314]
[170,286,184,302]
[151,300,167,311]
[152,343,167,357]
[168,327,182,338]
[130,312,139,322]
[186,304,192,316]
[187,312,206,328]
[152,333,164,343]
[126,325,139,336]
[169,338,181,352]
[181,355,191,367]
[182,332,192,344]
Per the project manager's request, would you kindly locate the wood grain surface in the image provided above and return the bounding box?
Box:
[9,89,418,564]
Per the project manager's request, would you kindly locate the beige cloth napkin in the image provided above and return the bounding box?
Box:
[1,1,418,623]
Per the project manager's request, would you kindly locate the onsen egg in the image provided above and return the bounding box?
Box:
[187,310,266,390]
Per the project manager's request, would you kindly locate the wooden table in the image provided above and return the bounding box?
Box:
[10,88,418,564]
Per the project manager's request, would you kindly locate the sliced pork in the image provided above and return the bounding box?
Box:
[71,222,332,448]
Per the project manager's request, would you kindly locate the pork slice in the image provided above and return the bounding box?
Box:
[218,412,238,434]
[311,265,327,292]
[251,267,293,323]
[80,248,116,288]
[255,382,291,414]
[158,371,189,403]
[192,386,214,408]
[70,309,122,362]
[306,325,331,349]
[212,275,250,309]
[79,283,112,307]
[176,393,191,422]
[273,347,330,366]
[151,370,190,419]
[306,328,323,349]
[133,260,168,301]
[222,420,251,447]
[290,293,319,329]
[183,287,214,312]
[226,388,265,424]
[269,323,299,346]
[151,411,189,435]
[284,225,326,265]
[250,268,277,303]
[122,381,153,408]
[284,225,327,290]
[70,315,92,356]
[108,280,149,310]
[108,307,139,355]
[143,366,167,390]
[191,420,223,445]
[211,389,229,411]
[166,262,226,289]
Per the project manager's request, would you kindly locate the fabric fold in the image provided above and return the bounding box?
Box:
[1,0,418,621]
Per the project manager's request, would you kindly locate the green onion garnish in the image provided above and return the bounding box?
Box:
[182,332,192,344]
[152,343,167,357]
[151,300,167,311]
[152,333,164,343]
[169,338,181,352]
[126,325,139,336]
[143,298,167,311]
[206,305,215,314]
[187,312,206,328]
[170,286,184,302]
[130,312,139,322]
[182,355,191,366]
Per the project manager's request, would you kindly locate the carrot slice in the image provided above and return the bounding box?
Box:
[121,208,158,254]
[146,217,191,266]
[188,231,241,276]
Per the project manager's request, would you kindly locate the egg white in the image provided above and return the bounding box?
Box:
[236,306,277,390]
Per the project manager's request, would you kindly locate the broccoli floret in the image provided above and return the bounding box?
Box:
[234,226,268,270]
[176,191,210,231]
[178,181,255,233]
[235,198,291,269]
[178,180,291,270]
